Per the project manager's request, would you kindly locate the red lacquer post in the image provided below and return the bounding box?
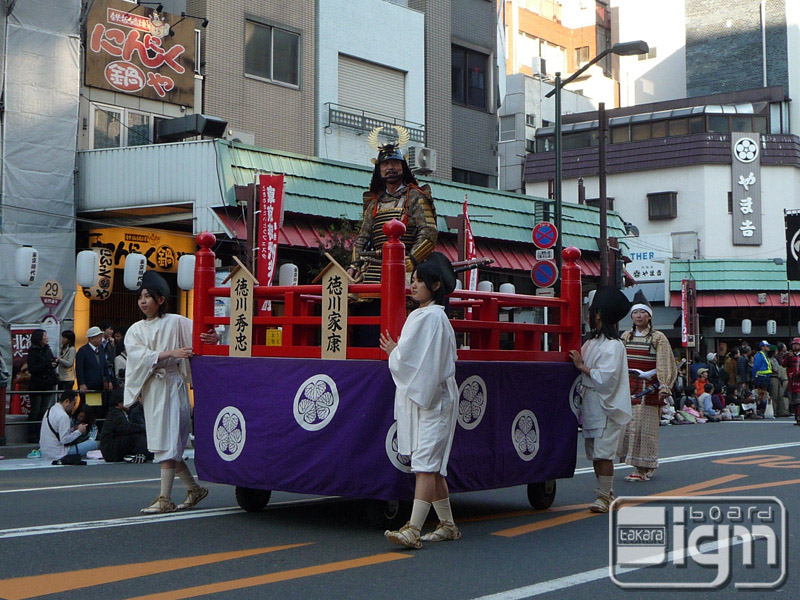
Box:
[561,246,583,354]
[193,232,217,355]
[380,219,407,358]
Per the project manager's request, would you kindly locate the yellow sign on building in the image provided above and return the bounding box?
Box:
[88,228,196,273]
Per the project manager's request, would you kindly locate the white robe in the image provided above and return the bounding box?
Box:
[388,304,459,475]
[124,314,193,461]
[579,335,632,438]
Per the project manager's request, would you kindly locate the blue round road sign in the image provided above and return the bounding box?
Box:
[531,260,558,288]
[532,222,558,250]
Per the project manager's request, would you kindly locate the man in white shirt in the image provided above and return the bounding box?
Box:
[39,391,97,462]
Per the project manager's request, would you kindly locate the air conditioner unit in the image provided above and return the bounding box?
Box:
[224,128,255,146]
[532,57,547,76]
[407,146,437,175]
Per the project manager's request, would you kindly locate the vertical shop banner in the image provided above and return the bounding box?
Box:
[463,199,477,316]
[84,0,195,106]
[9,323,60,415]
[257,174,285,289]
[730,132,762,246]
[681,279,688,347]
[785,213,800,281]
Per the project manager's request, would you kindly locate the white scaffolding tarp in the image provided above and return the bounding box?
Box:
[0,0,81,359]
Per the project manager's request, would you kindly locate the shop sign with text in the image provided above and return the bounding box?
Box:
[89,228,195,273]
[85,0,195,106]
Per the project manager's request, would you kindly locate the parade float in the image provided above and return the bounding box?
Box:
[189,220,583,527]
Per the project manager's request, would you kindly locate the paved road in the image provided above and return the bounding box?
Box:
[0,421,797,599]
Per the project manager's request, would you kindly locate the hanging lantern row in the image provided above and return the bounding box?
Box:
[716,318,789,336]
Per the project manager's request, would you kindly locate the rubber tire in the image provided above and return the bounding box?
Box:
[235,486,272,512]
[366,499,407,529]
[527,480,557,510]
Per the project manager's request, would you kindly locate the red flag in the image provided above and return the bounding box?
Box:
[464,198,478,316]
[257,174,285,287]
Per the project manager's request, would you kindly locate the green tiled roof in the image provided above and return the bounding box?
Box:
[216,140,628,251]
[669,259,798,292]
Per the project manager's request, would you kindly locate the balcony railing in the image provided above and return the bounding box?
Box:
[326,103,425,144]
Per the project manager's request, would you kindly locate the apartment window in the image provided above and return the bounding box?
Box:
[651,120,668,138]
[91,105,156,149]
[452,45,488,110]
[499,115,516,141]
[525,113,537,127]
[245,20,299,86]
[730,115,753,132]
[575,46,589,65]
[586,197,615,211]
[453,168,490,188]
[648,191,678,220]
[638,46,657,60]
[611,126,629,143]
[525,138,536,153]
[631,123,651,141]
[708,115,730,133]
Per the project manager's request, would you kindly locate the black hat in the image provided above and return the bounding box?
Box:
[417,252,457,295]
[139,270,170,297]
[590,286,632,326]
[630,289,653,317]
[375,142,406,165]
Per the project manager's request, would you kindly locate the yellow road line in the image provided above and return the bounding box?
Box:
[0,544,310,600]
[457,502,593,524]
[122,553,412,600]
[490,474,747,538]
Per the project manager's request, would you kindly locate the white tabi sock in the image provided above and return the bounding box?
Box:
[598,475,614,496]
[432,498,454,524]
[160,468,175,499]
[177,467,199,490]
[409,500,431,530]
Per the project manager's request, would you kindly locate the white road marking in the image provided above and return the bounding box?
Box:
[0,478,160,495]
[573,440,800,475]
[0,496,340,539]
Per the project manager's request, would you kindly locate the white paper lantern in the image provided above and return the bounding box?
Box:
[499,283,516,295]
[14,246,38,286]
[177,254,196,290]
[742,318,752,335]
[124,253,147,290]
[279,263,299,287]
[76,250,99,288]
[767,319,777,336]
[714,318,725,333]
[477,280,493,292]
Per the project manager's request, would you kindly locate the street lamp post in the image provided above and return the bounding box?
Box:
[545,40,649,291]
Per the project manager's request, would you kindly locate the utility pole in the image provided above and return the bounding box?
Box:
[599,102,609,286]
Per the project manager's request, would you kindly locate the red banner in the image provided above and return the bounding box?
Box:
[257,174,285,288]
[464,199,477,316]
[681,278,688,347]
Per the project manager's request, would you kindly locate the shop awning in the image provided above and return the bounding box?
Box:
[212,208,632,281]
[670,291,800,308]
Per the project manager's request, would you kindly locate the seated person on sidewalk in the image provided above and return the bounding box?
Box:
[99,389,153,463]
[699,383,720,421]
[39,390,98,463]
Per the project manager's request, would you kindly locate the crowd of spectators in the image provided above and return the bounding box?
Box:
[668,338,800,425]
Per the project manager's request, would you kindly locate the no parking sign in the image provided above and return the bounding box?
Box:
[531,260,558,288]
[532,222,558,250]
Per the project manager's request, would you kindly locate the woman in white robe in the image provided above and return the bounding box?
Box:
[380,252,461,549]
[569,286,632,514]
[124,271,213,515]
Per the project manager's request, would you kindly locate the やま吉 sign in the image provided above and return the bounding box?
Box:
[730,133,762,246]
[85,0,195,106]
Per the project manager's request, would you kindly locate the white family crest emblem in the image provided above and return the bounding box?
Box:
[512,409,540,462]
[568,375,583,419]
[293,374,339,431]
[734,137,759,163]
[457,375,487,430]
[214,406,246,462]
[385,422,412,473]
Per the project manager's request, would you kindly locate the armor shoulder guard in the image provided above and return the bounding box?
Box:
[362,191,378,212]
[408,183,432,200]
